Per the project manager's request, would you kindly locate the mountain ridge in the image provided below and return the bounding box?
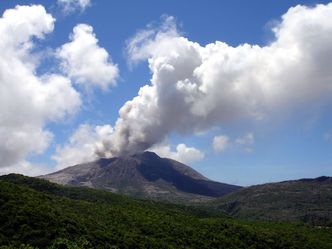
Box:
[211,175,332,226]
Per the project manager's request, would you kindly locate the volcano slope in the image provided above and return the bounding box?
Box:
[41,151,241,202]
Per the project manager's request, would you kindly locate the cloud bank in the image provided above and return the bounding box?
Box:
[0,5,118,172]
[0,5,81,168]
[95,4,332,158]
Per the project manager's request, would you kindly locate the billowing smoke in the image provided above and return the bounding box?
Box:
[94,4,332,157]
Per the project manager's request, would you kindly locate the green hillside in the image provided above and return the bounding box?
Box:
[1,174,332,249]
[211,176,332,226]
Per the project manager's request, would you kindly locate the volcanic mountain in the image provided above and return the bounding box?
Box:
[40,151,241,202]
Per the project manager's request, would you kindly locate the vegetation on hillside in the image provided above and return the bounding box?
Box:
[211,176,332,226]
[0,174,332,249]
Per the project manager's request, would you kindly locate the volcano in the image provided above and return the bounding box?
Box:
[40,151,241,202]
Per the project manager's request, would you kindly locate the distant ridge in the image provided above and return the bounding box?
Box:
[212,176,332,226]
[40,151,241,202]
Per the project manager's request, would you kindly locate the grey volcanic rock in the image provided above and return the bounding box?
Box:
[41,151,241,202]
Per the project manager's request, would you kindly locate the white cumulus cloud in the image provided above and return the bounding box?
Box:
[150,143,204,164]
[0,5,81,168]
[213,135,230,152]
[213,133,254,153]
[235,133,255,145]
[57,24,119,90]
[52,124,114,169]
[57,0,91,14]
[235,133,255,153]
[0,161,52,177]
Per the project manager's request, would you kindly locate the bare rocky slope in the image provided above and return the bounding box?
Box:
[40,151,241,202]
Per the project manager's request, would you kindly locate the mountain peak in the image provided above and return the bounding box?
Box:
[135,150,159,157]
[41,152,241,202]
[131,151,160,160]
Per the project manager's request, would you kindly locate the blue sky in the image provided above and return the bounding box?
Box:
[0,0,332,185]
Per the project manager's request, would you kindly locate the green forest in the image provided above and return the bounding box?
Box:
[0,174,331,249]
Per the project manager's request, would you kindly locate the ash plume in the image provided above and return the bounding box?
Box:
[99,4,332,157]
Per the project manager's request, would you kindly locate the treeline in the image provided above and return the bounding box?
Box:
[0,174,331,249]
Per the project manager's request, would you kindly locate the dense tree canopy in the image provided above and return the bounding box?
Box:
[0,174,331,249]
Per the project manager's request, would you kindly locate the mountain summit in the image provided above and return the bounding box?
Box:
[41,151,241,202]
